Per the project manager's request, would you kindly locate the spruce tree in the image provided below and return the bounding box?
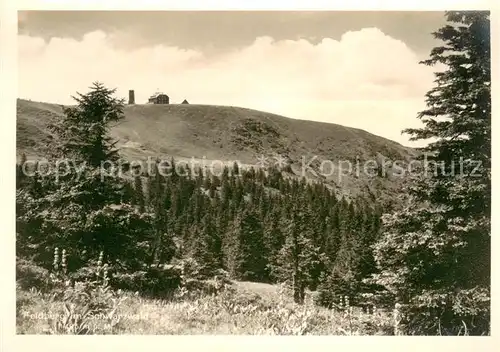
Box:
[133,175,146,212]
[233,210,268,281]
[190,212,222,278]
[373,11,490,335]
[50,82,124,167]
[16,82,154,271]
[275,202,319,304]
[263,208,285,282]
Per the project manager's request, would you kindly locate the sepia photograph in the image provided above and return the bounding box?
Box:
[14,10,491,336]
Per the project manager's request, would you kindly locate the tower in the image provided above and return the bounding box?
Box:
[128,90,135,105]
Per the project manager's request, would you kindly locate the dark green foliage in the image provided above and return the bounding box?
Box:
[17,149,384,305]
[111,266,182,297]
[372,11,491,335]
[16,83,156,277]
[16,84,387,311]
[273,203,319,303]
[263,208,285,281]
[14,13,490,337]
[16,257,53,291]
[133,175,146,212]
[16,153,28,189]
[48,82,125,167]
[231,210,269,282]
[189,213,223,278]
[315,200,381,308]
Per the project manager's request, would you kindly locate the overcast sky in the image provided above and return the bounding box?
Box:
[18,11,448,147]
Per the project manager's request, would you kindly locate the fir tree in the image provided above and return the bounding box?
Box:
[49,82,124,167]
[373,11,491,335]
[133,175,146,212]
[190,213,222,278]
[275,202,319,304]
[232,210,268,281]
[16,83,154,271]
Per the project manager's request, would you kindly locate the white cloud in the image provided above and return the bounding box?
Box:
[18,27,436,147]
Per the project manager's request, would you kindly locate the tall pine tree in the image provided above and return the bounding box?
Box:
[16,82,154,271]
[372,11,490,335]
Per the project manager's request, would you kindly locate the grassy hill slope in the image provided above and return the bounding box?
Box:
[17,99,417,201]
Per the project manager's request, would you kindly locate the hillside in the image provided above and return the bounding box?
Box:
[16,99,417,201]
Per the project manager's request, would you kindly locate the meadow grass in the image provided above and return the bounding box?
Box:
[16,280,395,335]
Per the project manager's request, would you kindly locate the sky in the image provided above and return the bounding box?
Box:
[17,11,448,147]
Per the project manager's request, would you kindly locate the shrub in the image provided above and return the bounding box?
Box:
[16,257,53,291]
[315,271,360,309]
[396,288,490,336]
[111,265,182,298]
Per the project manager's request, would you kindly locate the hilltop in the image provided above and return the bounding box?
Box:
[16,99,417,201]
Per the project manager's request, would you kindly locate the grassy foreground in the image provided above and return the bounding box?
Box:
[17,280,395,335]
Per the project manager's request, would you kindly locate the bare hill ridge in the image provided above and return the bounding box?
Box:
[17,99,416,201]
